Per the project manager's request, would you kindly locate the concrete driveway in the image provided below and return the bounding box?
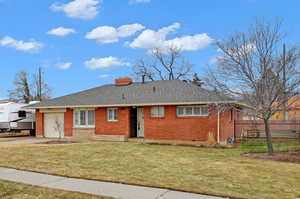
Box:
[0,136,52,146]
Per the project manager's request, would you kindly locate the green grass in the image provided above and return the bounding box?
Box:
[0,141,299,199]
[0,179,111,199]
[240,141,300,153]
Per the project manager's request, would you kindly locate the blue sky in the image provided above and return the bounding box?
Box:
[0,0,299,98]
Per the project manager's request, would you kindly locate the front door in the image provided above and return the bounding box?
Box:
[137,108,144,138]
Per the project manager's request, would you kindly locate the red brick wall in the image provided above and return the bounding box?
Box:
[95,107,131,137]
[35,109,44,137]
[64,108,73,137]
[143,105,235,142]
[36,105,237,142]
[218,109,237,142]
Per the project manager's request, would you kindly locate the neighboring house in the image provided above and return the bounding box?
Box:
[270,96,300,120]
[27,77,247,144]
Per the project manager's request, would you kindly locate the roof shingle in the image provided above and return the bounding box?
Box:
[27,80,235,108]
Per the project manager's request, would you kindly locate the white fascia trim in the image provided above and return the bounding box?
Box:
[39,108,67,113]
[30,101,252,109]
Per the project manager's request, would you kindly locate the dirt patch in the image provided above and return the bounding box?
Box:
[38,140,80,145]
[243,151,300,163]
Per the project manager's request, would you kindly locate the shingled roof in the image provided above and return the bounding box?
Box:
[27,80,243,109]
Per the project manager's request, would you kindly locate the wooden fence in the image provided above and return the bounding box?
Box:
[234,120,300,141]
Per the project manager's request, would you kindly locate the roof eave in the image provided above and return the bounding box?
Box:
[26,101,252,109]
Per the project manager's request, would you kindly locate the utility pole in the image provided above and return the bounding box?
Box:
[282,44,287,120]
[38,67,42,101]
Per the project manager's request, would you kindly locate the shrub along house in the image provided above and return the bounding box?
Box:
[27,77,246,144]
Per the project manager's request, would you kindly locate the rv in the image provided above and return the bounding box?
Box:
[0,101,36,134]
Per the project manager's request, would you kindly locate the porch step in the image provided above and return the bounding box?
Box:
[93,135,128,142]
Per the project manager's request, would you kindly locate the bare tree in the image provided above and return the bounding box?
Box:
[8,71,32,103]
[32,67,52,101]
[8,67,52,103]
[133,47,194,81]
[54,117,63,139]
[205,19,300,153]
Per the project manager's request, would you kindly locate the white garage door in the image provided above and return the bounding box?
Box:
[44,113,64,138]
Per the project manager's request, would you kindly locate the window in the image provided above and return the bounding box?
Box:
[201,106,208,115]
[176,106,208,117]
[79,110,86,125]
[185,107,193,115]
[75,110,79,125]
[18,111,26,118]
[151,107,164,118]
[194,107,201,115]
[88,110,95,125]
[107,108,118,121]
[74,110,95,128]
[177,107,184,115]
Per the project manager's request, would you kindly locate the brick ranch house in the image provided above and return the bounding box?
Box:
[27,77,247,144]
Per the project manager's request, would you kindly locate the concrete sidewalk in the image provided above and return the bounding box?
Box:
[0,167,227,199]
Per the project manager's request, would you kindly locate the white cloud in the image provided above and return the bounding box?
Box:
[86,24,145,44]
[99,74,112,78]
[47,27,76,37]
[129,0,151,4]
[0,36,43,53]
[129,23,180,49]
[165,34,213,51]
[55,62,72,70]
[50,0,101,20]
[85,56,130,69]
[129,23,213,52]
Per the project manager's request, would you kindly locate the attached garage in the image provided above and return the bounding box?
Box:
[44,112,64,138]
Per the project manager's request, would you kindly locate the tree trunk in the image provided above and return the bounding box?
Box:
[263,118,274,154]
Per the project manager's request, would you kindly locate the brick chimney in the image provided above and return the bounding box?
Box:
[115,77,133,86]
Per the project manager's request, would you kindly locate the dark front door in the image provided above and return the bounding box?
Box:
[130,107,137,137]
[137,108,144,138]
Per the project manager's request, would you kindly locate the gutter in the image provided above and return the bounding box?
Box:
[25,101,252,110]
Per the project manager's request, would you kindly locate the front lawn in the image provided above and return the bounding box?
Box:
[0,179,111,199]
[0,141,299,199]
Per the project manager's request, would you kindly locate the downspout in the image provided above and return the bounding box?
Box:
[217,109,220,144]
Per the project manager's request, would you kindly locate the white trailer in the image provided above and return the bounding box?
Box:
[0,102,36,133]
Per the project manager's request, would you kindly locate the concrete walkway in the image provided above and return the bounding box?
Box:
[0,167,227,199]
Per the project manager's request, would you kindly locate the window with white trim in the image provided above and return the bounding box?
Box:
[150,106,165,118]
[74,110,95,128]
[107,108,118,121]
[87,110,95,125]
[176,106,208,116]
